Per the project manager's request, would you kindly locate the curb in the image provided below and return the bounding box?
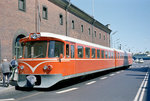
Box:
[0,80,17,93]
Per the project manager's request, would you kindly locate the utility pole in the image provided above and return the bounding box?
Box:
[66,0,71,36]
[111,31,117,48]
[35,0,41,33]
[92,0,95,43]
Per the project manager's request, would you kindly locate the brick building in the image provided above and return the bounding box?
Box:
[0,0,111,61]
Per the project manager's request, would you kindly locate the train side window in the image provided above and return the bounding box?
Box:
[105,51,108,59]
[66,44,70,57]
[101,50,104,58]
[110,52,112,58]
[112,52,114,59]
[49,41,64,58]
[108,52,111,58]
[120,53,122,59]
[78,46,83,58]
[71,45,75,58]
[116,52,118,59]
[118,53,119,59]
[85,47,90,58]
[97,49,100,58]
[92,48,95,58]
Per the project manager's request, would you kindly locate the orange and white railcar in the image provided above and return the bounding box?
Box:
[17,32,132,88]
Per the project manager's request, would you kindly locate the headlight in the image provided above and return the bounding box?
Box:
[31,33,41,39]
[20,66,24,70]
[31,33,38,39]
[43,65,48,70]
[43,65,53,73]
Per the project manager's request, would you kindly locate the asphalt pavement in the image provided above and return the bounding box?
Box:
[0,60,150,101]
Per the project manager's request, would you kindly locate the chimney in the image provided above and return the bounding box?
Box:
[106,24,110,29]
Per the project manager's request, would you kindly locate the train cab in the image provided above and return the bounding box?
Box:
[18,33,66,88]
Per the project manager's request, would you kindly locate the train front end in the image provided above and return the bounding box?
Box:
[17,33,64,88]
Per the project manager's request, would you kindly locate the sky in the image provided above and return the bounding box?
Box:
[71,0,150,53]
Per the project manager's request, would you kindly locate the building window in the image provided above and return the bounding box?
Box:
[78,46,83,58]
[85,47,90,58]
[59,14,63,25]
[88,28,91,35]
[42,6,48,20]
[18,0,26,11]
[104,35,105,40]
[81,25,84,32]
[99,33,101,39]
[94,31,96,37]
[72,20,75,29]
[15,35,25,59]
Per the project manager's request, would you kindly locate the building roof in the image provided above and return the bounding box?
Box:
[48,0,112,34]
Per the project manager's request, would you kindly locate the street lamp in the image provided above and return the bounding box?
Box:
[114,38,120,49]
[111,31,118,48]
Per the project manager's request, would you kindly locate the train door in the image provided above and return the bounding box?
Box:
[70,43,75,75]
[63,42,75,76]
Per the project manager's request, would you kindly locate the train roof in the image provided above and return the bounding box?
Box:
[40,32,114,51]
[114,49,124,53]
[25,32,130,53]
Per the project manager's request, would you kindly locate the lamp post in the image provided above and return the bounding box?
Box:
[114,38,120,49]
[111,31,117,48]
[66,0,71,36]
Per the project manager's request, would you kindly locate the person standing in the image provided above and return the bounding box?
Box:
[2,59,11,87]
[10,56,18,81]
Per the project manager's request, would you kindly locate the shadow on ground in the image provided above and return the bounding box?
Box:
[15,66,129,92]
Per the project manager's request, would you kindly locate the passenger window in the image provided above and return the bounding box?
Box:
[71,45,75,58]
[108,52,111,58]
[92,48,95,58]
[116,52,118,59]
[78,46,83,58]
[120,53,122,59]
[112,52,114,59]
[105,51,108,59]
[97,49,100,58]
[66,44,70,57]
[85,47,90,58]
[101,50,104,58]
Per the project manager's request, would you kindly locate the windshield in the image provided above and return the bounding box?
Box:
[48,41,64,58]
[24,41,47,58]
